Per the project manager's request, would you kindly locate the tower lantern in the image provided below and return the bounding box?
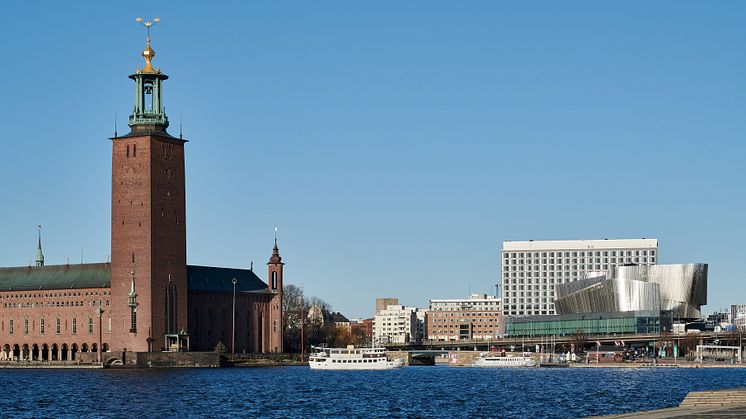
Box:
[129,17,169,131]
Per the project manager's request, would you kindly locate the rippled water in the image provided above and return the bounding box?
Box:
[1,366,745,418]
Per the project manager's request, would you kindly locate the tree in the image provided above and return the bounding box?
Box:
[214,341,226,354]
[282,284,338,353]
[570,329,588,355]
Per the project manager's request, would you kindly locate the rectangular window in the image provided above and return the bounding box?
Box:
[130,308,137,333]
[9,319,13,335]
[40,318,45,335]
[88,317,94,334]
[72,317,77,335]
[56,318,61,334]
[24,319,28,335]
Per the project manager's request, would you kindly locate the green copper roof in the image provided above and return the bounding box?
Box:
[0,263,110,291]
[0,263,269,293]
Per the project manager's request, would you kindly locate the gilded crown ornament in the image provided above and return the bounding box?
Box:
[135,17,161,74]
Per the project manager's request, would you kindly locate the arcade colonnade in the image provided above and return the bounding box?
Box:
[0,341,109,362]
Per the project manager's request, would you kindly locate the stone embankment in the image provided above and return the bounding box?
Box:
[591,388,746,418]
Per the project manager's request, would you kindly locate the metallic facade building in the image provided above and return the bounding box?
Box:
[501,239,658,316]
[555,263,707,319]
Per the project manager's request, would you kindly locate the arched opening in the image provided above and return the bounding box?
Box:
[41,344,49,361]
[61,344,68,361]
[165,280,177,334]
[105,357,122,366]
[22,344,29,360]
[143,80,154,112]
[92,343,98,353]
[12,344,20,360]
[71,344,78,361]
[32,344,39,361]
[81,343,89,352]
[258,311,263,353]
[51,343,59,361]
[102,343,109,352]
[1,344,9,361]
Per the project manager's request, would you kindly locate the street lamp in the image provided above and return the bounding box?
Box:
[231,277,237,354]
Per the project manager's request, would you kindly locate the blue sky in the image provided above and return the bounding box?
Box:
[1,1,744,318]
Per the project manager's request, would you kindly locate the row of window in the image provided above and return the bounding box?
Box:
[504,250,656,258]
[505,258,655,270]
[0,291,109,299]
[328,358,382,364]
[3,316,110,336]
[3,300,109,309]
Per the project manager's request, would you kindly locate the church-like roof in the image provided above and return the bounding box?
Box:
[0,263,111,291]
[186,265,270,294]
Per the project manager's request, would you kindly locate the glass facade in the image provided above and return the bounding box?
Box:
[505,311,670,337]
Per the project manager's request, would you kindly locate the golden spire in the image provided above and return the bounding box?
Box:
[135,17,160,74]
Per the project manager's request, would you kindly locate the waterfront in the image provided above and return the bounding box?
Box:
[1,366,745,418]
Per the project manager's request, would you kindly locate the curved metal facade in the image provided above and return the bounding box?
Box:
[555,263,707,319]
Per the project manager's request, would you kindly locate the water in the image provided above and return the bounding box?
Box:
[1,366,745,418]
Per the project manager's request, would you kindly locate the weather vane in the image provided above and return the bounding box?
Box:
[135,17,160,40]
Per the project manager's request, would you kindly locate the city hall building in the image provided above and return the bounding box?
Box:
[0,31,283,362]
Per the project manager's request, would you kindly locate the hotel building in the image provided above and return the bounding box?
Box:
[501,239,658,316]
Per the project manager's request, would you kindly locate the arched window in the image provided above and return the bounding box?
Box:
[165,279,177,334]
[272,271,277,289]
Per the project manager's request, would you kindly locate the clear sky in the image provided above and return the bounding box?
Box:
[1,1,744,319]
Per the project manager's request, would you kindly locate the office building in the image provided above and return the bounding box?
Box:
[427,294,503,341]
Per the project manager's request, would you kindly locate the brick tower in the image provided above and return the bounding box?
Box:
[110,23,188,352]
[267,238,284,352]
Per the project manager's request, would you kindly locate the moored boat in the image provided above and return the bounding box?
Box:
[473,352,537,368]
[309,345,404,370]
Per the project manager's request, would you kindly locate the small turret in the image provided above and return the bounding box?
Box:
[35,225,44,267]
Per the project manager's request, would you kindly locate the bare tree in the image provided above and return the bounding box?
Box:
[570,329,588,355]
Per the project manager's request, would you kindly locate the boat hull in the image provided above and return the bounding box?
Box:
[309,358,403,370]
[473,356,537,368]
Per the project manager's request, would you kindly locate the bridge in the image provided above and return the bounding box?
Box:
[384,331,728,352]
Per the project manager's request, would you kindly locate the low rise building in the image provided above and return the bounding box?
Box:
[373,305,423,344]
[427,294,503,341]
[349,318,373,346]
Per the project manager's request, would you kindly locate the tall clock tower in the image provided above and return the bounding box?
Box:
[110,26,188,352]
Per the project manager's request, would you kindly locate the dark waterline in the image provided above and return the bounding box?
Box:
[1,366,745,418]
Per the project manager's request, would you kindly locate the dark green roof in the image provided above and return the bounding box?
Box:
[0,263,110,291]
[186,265,270,293]
[0,263,269,294]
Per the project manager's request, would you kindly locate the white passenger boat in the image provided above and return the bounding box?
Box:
[473,353,537,368]
[309,345,404,370]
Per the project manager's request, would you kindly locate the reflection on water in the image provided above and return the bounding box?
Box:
[0,366,745,418]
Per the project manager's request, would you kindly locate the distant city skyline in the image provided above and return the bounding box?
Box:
[1,1,745,319]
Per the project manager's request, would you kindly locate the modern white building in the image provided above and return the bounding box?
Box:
[501,239,658,316]
[427,294,503,341]
[373,305,424,344]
